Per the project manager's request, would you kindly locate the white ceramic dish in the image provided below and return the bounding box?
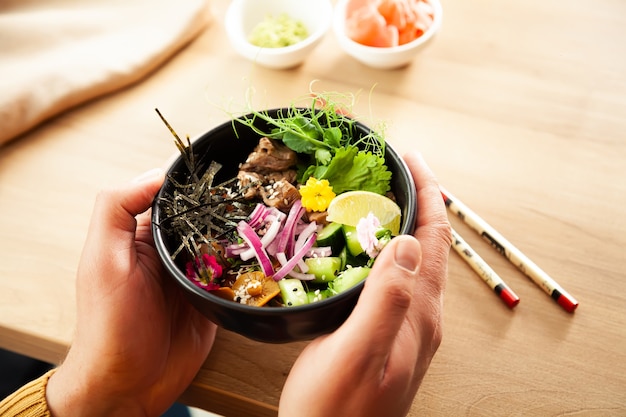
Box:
[225,0,333,69]
[333,0,442,69]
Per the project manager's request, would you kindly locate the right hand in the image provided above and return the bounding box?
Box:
[279,151,452,417]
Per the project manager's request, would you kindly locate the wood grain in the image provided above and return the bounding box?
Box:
[1,0,625,415]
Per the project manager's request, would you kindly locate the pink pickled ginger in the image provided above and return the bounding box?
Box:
[345,0,435,47]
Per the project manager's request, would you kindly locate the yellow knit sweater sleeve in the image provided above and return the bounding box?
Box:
[0,369,56,417]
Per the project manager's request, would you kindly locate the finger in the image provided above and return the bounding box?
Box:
[85,169,165,252]
[74,169,166,340]
[403,152,449,360]
[334,235,422,372]
[77,169,165,288]
[404,152,451,296]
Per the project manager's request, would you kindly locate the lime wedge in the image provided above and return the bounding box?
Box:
[326,191,402,235]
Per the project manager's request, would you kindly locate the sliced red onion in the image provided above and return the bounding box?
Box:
[294,222,307,234]
[288,269,315,280]
[237,220,274,277]
[297,259,309,273]
[273,233,317,281]
[275,252,314,280]
[247,203,268,228]
[294,221,317,254]
[238,212,285,260]
[292,222,317,273]
[225,244,247,257]
[233,206,287,257]
[276,252,288,266]
[271,208,287,223]
[265,237,280,257]
[260,214,283,246]
[276,199,304,256]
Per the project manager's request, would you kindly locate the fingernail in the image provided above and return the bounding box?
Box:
[394,236,421,273]
[132,168,163,184]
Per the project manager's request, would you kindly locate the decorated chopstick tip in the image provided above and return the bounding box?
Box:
[495,283,520,309]
[553,290,579,313]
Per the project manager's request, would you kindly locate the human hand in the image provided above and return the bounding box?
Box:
[279,152,452,417]
[47,169,217,417]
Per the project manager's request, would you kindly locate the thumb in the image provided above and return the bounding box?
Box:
[84,169,165,255]
[335,235,422,369]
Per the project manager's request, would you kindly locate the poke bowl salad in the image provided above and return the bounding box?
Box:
[151,95,416,341]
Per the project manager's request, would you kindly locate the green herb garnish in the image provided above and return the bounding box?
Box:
[233,94,392,195]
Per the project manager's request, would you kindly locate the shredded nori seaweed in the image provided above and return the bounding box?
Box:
[153,109,256,261]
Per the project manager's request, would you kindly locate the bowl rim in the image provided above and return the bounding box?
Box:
[151,108,417,317]
[333,0,443,54]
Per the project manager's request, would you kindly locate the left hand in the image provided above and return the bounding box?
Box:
[47,169,217,417]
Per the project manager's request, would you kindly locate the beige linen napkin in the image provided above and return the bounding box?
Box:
[0,0,210,145]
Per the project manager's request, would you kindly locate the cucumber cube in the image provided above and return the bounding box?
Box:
[316,222,345,255]
[307,289,331,303]
[305,257,342,283]
[330,266,371,294]
[278,279,308,307]
[342,225,364,257]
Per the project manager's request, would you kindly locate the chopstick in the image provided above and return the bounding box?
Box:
[451,227,520,309]
[441,186,579,313]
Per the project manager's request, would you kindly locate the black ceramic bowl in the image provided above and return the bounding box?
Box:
[152,108,416,343]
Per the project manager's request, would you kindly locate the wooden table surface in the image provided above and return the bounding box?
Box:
[2,0,626,415]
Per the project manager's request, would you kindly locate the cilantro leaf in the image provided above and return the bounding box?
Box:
[315,148,333,165]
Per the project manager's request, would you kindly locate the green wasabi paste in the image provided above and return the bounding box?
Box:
[248,14,309,48]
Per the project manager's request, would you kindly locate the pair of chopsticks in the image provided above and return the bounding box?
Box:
[441,187,579,313]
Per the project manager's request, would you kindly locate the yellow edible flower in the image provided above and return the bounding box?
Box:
[299,177,335,212]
